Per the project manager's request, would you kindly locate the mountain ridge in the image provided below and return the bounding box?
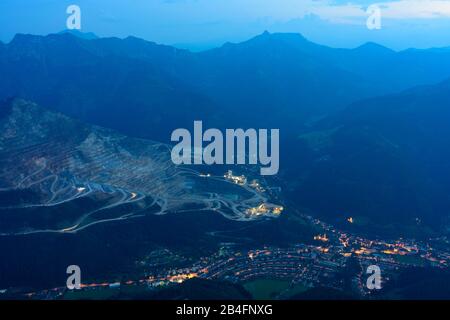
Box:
[3,32,450,141]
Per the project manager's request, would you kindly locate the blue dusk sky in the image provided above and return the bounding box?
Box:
[1,0,450,50]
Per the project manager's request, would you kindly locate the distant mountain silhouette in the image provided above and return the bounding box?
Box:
[2,31,450,235]
[3,31,450,140]
[290,79,450,236]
